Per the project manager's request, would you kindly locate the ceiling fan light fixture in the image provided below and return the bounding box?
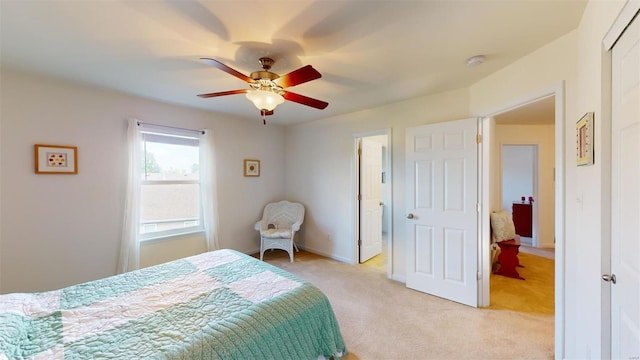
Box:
[246,89,285,111]
[198,57,327,116]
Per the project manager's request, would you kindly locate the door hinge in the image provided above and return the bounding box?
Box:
[358,147,362,156]
[358,239,362,246]
[476,134,482,143]
[358,194,362,201]
[477,271,482,280]
[477,203,481,212]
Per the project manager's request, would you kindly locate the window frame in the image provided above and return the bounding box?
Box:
[139,129,204,241]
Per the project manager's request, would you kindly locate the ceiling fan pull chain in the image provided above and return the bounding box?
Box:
[261,109,267,125]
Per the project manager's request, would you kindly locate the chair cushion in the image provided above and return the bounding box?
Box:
[490,210,516,242]
[260,228,292,238]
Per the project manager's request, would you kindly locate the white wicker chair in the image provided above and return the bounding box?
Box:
[254,201,305,262]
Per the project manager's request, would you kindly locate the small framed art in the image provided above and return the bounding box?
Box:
[244,159,260,177]
[34,144,78,174]
[576,112,594,166]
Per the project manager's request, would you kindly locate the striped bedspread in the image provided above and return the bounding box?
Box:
[0,249,346,359]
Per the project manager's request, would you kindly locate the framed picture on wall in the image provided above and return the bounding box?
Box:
[244,159,260,177]
[576,112,594,166]
[34,144,78,174]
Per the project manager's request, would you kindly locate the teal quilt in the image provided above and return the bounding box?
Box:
[0,249,346,359]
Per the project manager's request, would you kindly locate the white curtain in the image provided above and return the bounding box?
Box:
[200,129,220,251]
[117,118,142,273]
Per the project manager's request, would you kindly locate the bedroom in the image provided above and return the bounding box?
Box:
[1,1,638,359]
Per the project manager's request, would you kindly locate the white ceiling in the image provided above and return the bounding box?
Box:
[0,1,586,125]
[494,96,556,125]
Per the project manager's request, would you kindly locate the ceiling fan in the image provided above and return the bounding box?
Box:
[197,57,328,124]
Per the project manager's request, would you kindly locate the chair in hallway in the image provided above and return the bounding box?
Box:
[490,209,524,280]
[254,200,305,262]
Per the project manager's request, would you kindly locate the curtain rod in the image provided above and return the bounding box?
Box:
[136,120,205,135]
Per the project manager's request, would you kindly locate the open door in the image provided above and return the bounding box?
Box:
[359,138,383,263]
[405,118,479,307]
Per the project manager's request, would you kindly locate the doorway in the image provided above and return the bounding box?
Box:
[353,129,392,277]
[492,95,557,251]
[501,144,538,246]
[481,88,564,357]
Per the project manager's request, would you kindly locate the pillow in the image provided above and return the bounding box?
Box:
[490,210,516,242]
[260,228,292,238]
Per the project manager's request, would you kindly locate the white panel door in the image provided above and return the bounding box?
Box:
[359,138,383,263]
[406,118,479,307]
[611,14,640,359]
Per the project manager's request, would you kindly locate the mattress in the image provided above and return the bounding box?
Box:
[0,249,346,359]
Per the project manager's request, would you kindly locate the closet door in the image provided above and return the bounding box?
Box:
[609,11,640,359]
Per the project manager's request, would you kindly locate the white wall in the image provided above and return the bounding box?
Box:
[284,88,470,277]
[469,1,625,357]
[0,69,286,293]
[469,31,578,116]
[502,145,534,210]
[497,125,555,248]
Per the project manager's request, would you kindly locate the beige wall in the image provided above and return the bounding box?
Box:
[494,124,555,248]
[0,69,286,293]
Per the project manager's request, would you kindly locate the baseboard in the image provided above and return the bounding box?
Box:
[297,246,352,264]
[244,245,352,263]
[519,236,533,246]
[241,247,261,256]
[300,246,407,282]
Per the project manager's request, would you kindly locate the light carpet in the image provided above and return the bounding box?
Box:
[258,249,554,360]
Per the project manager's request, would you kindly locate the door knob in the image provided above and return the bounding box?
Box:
[406,213,415,219]
[602,274,617,284]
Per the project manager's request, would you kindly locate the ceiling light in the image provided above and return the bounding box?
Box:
[466,55,486,67]
[246,89,285,111]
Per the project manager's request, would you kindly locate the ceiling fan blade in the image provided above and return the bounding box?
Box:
[197,89,248,98]
[200,58,252,83]
[276,65,322,88]
[283,91,328,110]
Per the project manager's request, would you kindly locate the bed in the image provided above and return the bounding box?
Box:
[0,249,346,359]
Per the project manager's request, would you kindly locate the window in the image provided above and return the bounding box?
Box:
[139,129,203,240]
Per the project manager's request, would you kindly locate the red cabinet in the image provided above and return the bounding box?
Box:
[512,203,532,237]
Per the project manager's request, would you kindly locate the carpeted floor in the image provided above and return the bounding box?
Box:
[257,249,554,359]
[489,251,555,314]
